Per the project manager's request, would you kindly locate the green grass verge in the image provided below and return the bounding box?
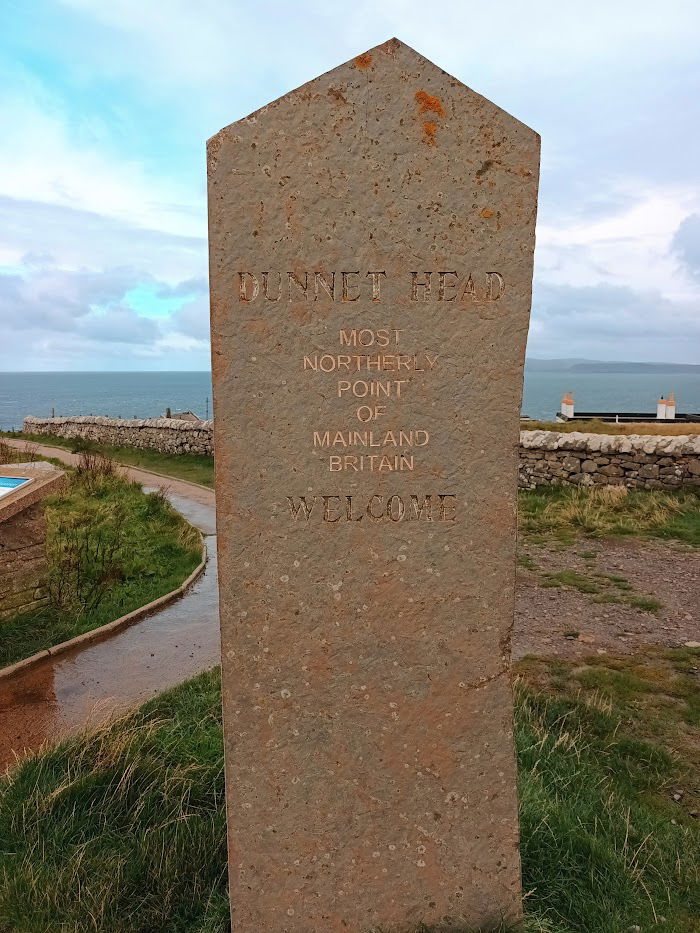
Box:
[1,651,698,932]
[2,431,215,488]
[0,467,202,668]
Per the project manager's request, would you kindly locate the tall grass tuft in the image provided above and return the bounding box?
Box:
[0,671,228,933]
[0,439,40,464]
[519,484,700,544]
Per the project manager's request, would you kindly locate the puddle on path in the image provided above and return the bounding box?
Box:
[0,535,219,770]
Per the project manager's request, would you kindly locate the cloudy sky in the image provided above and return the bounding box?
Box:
[2,0,699,370]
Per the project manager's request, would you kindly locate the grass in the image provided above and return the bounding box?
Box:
[1,650,698,932]
[517,648,700,932]
[538,568,663,613]
[0,460,202,668]
[1,431,215,488]
[519,484,700,546]
[0,670,229,933]
[522,419,700,436]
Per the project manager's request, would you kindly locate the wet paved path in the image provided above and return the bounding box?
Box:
[0,441,220,770]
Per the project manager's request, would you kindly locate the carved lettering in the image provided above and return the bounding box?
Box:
[239,272,259,301]
[339,328,401,347]
[302,353,437,373]
[410,271,432,300]
[328,454,414,472]
[314,271,336,300]
[438,271,458,301]
[341,271,361,301]
[262,271,281,301]
[287,496,316,519]
[337,379,407,399]
[288,271,308,300]
[367,271,387,301]
[235,270,504,303]
[287,493,457,521]
[314,430,430,448]
[486,271,505,300]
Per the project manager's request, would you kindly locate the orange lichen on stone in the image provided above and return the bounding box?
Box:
[422,121,438,145]
[480,208,494,218]
[354,53,372,69]
[415,90,445,118]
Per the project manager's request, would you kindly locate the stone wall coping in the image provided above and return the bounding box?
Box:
[519,429,700,457]
[0,462,66,525]
[25,415,213,432]
[24,417,699,455]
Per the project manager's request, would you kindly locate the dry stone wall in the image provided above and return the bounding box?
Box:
[25,415,213,456]
[24,417,700,489]
[520,430,700,490]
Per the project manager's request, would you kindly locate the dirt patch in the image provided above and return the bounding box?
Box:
[515,537,700,660]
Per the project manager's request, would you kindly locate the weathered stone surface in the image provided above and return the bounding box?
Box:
[208,39,539,932]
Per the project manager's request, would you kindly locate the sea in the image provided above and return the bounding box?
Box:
[1,369,699,431]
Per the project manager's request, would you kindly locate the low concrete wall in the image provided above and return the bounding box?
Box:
[519,430,700,490]
[0,462,66,620]
[0,501,50,619]
[23,417,700,490]
[25,415,213,456]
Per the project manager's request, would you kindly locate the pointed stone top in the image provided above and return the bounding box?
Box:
[208,37,538,148]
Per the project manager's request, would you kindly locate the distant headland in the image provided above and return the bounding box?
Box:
[526,358,700,374]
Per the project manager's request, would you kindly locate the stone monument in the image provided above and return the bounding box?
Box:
[208,38,539,931]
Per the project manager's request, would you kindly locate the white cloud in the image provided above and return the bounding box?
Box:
[0,197,207,283]
[537,186,700,300]
[2,0,699,368]
[0,77,203,237]
[672,213,700,282]
[529,280,700,363]
[0,252,210,369]
[55,0,700,100]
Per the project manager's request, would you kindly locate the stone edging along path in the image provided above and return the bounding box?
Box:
[0,538,207,683]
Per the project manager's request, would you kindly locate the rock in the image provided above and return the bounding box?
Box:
[638,463,659,479]
[209,39,536,931]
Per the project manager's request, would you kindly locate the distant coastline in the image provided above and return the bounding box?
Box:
[3,358,699,376]
[526,359,700,374]
[1,364,699,429]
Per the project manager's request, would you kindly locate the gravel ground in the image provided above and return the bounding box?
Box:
[514,538,700,660]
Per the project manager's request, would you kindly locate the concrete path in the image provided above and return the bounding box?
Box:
[0,440,220,770]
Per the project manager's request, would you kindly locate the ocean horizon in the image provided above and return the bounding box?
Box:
[1,368,699,432]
